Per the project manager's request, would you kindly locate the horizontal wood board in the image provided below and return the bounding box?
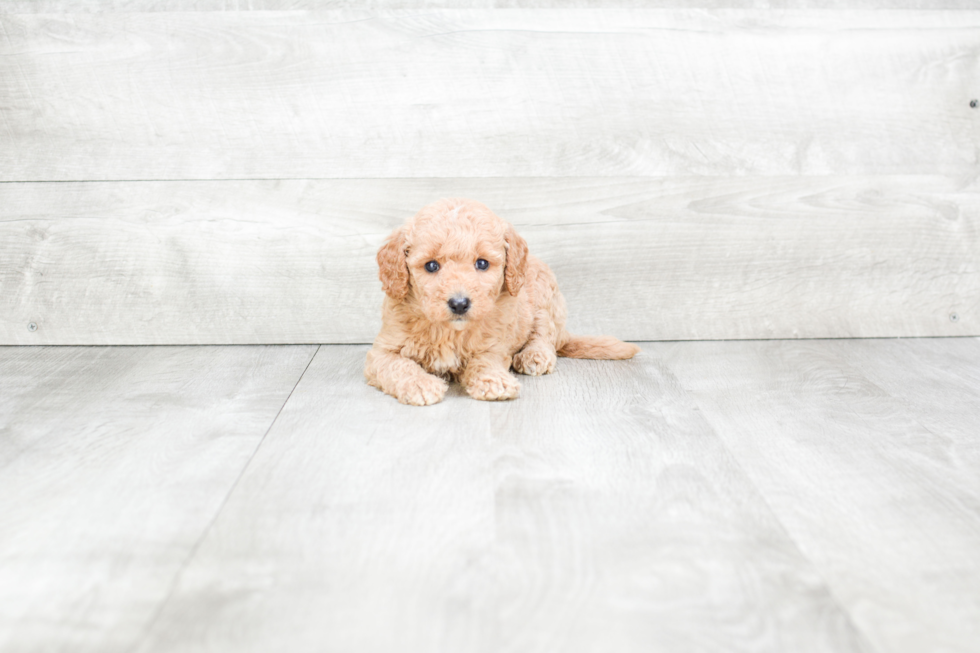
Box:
[1,9,978,180]
[2,176,977,344]
[3,1,978,10]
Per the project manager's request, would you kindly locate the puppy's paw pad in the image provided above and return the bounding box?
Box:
[395,374,448,406]
[466,372,520,401]
[513,348,557,376]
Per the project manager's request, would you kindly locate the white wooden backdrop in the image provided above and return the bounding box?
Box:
[1,4,978,344]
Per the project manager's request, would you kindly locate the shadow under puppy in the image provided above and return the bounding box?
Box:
[365,198,639,405]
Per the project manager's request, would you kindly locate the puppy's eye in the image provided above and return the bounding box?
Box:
[424,260,440,273]
[475,259,489,271]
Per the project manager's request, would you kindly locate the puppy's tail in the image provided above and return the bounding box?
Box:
[557,334,641,360]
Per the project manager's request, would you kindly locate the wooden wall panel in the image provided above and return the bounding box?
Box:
[4,1,979,11]
[1,10,977,180]
[2,7,978,343]
[2,177,976,344]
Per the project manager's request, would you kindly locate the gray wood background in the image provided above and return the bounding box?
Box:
[4,339,980,652]
[2,3,978,344]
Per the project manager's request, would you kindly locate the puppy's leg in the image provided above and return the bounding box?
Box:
[513,338,558,377]
[365,347,448,406]
[513,301,561,376]
[461,354,521,401]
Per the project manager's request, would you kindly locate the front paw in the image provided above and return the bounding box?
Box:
[466,371,521,401]
[394,373,448,406]
[513,347,557,376]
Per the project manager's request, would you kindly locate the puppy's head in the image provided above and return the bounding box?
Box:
[377,198,528,328]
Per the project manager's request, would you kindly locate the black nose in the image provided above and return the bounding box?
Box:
[448,296,471,315]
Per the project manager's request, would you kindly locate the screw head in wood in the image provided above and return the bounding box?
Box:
[950,313,959,322]
[28,322,38,332]
[971,100,978,109]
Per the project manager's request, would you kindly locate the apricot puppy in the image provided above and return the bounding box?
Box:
[365,199,639,405]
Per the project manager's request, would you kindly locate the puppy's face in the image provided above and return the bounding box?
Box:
[406,205,508,328]
[378,199,528,329]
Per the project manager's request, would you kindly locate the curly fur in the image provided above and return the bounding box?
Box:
[365,198,640,405]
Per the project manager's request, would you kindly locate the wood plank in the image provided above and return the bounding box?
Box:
[2,176,977,344]
[0,344,317,653]
[655,339,980,653]
[824,337,980,468]
[5,340,977,650]
[132,345,497,653]
[489,350,871,652]
[2,1,977,11]
[1,10,977,180]
[132,344,871,653]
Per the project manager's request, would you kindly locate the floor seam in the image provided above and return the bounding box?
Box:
[650,343,883,653]
[127,344,321,653]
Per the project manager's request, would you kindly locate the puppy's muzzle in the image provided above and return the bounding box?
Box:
[448,295,471,316]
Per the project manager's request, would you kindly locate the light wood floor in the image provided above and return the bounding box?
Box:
[1,339,978,653]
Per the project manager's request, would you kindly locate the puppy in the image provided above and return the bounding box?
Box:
[365,198,639,405]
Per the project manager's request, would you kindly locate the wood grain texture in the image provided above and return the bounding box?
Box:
[132,345,498,653]
[1,10,977,180]
[3,1,977,11]
[655,338,980,653]
[0,344,317,653]
[130,344,870,653]
[3,339,979,651]
[824,337,980,478]
[2,176,977,344]
[490,351,870,653]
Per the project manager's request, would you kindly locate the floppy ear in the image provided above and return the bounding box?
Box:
[504,224,528,296]
[377,227,410,300]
